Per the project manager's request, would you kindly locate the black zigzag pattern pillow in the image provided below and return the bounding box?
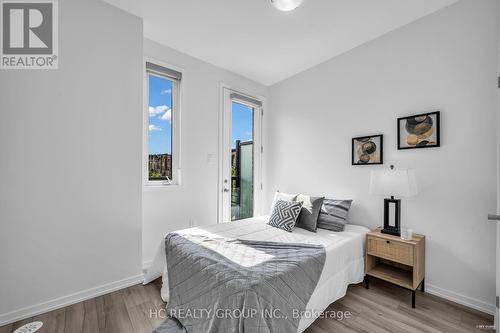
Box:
[268,199,303,232]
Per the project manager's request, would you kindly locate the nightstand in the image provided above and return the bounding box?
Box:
[365,227,425,308]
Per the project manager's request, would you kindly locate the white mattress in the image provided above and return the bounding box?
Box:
[144,216,369,333]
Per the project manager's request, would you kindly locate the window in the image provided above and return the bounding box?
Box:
[231,101,255,221]
[145,61,181,185]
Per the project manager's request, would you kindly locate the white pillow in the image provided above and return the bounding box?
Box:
[270,191,297,214]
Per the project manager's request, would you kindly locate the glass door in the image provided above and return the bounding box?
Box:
[231,101,254,220]
[221,88,262,223]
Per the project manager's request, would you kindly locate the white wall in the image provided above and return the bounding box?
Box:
[266,0,499,314]
[142,40,268,265]
[0,0,143,324]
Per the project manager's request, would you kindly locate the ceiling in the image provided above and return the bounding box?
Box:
[103,0,459,86]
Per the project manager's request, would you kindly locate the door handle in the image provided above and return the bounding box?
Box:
[488,214,500,221]
[223,188,230,193]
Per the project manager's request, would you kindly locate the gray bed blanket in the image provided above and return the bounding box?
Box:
[153,232,326,333]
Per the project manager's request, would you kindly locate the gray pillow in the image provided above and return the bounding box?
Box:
[317,199,353,232]
[268,199,303,232]
[270,191,297,215]
[294,194,324,232]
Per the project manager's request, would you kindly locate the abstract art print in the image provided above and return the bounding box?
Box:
[398,111,440,149]
[352,135,383,165]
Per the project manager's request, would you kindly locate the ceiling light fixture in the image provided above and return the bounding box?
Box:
[271,0,303,12]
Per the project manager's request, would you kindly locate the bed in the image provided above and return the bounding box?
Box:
[144,215,369,333]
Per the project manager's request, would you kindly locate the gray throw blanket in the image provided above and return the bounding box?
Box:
[153,233,326,333]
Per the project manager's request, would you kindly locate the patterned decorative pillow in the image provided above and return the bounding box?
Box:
[268,199,303,232]
[317,199,353,232]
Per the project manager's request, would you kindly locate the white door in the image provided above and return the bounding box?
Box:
[219,87,263,223]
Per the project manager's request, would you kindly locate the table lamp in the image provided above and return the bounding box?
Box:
[369,165,417,236]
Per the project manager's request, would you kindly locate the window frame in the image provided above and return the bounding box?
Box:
[143,57,182,188]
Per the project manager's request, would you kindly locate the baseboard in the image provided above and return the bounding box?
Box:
[426,283,495,316]
[142,260,153,272]
[0,274,144,326]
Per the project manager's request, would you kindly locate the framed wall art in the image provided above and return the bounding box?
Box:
[398,111,440,149]
[352,135,383,165]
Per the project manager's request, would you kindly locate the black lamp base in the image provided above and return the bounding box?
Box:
[382,197,401,236]
[381,228,401,237]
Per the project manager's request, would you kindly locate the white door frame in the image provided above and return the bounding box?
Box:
[496,23,500,332]
[218,83,265,223]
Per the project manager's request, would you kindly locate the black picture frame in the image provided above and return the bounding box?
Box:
[352,135,383,165]
[397,111,441,150]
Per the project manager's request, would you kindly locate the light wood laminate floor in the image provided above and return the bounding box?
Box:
[0,278,493,333]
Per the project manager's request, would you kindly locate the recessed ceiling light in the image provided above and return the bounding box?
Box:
[271,0,303,12]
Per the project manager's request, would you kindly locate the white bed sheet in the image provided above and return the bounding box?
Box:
[144,216,369,333]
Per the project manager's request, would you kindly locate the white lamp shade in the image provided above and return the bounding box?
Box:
[369,169,418,197]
